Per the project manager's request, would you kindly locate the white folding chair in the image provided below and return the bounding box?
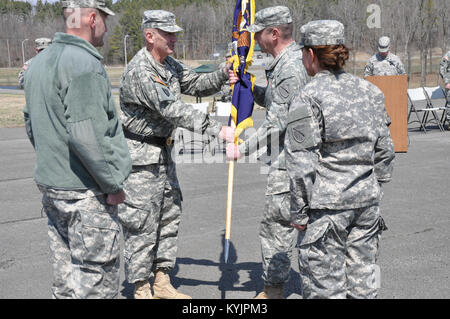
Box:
[422,86,448,130]
[407,88,443,132]
[215,102,232,117]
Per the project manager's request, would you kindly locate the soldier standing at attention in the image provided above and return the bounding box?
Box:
[364,36,406,77]
[285,20,395,298]
[118,10,237,299]
[18,38,52,89]
[226,6,309,299]
[23,0,132,298]
[439,50,450,129]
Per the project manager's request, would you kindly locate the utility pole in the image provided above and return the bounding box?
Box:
[124,34,130,67]
[21,39,29,65]
[7,39,11,68]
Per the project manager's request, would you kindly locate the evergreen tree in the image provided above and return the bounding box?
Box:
[108,24,124,64]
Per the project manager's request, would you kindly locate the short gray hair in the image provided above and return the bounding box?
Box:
[266,23,293,40]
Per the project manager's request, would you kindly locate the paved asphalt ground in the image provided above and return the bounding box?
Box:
[1,105,450,299]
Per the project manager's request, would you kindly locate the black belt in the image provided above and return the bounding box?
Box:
[122,127,173,146]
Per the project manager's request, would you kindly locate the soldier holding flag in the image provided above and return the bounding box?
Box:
[118,10,237,299]
[226,5,309,299]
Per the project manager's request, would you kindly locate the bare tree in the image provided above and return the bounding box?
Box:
[436,0,449,55]
[0,0,448,85]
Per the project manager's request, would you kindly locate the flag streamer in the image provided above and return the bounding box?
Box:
[224,0,255,264]
[230,0,256,138]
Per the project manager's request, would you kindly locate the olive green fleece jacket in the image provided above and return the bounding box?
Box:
[23,32,131,194]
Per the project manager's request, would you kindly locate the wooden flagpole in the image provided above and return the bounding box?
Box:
[224,119,236,263]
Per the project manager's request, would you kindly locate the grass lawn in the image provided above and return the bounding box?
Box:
[0,94,26,127]
[0,92,216,128]
[0,68,21,86]
[106,66,124,87]
[0,55,445,128]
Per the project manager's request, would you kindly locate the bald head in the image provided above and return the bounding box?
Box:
[63,8,96,29]
[63,8,108,47]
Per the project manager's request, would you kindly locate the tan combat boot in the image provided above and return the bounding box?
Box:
[152,269,192,299]
[134,280,153,299]
[254,285,284,299]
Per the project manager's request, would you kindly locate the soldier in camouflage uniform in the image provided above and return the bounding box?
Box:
[439,51,450,128]
[285,20,395,299]
[18,38,51,89]
[226,6,309,299]
[118,10,237,299]
[23,1,131,298]
[364,36,406,78]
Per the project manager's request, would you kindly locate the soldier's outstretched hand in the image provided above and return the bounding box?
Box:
[226,63,239,85]
[219,125,235,143]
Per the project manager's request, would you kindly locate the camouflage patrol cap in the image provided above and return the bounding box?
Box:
[35,38,52,51]
[299,20,345,47]
[378,36,391,53]
[61,0,115,16]
[142,10,183,33]
[246,6,293,33]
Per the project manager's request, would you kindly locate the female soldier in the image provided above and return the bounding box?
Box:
[285,20,395,299]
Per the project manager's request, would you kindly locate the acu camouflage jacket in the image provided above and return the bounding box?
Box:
[239,42,310,194]
[285,70,395,222]
[120,48,228,165]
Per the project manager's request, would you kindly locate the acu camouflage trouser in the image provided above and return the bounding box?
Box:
[43,193,121,299]
[260,192,297,286]
[118,163,182,284]
[298,204,387,299]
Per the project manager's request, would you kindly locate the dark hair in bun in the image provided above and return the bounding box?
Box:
[305,45,350,71]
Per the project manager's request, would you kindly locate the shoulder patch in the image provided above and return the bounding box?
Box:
[278,82,291,100]
[291,126,306,144]
[274,75,297,104]
[155,82,176,103]
[161,86,170,97]
[286,94,321,151]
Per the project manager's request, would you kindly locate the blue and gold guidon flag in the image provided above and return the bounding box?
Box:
[229,0,256,138]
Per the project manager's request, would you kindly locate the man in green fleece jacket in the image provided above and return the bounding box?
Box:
[23,0,131,299]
